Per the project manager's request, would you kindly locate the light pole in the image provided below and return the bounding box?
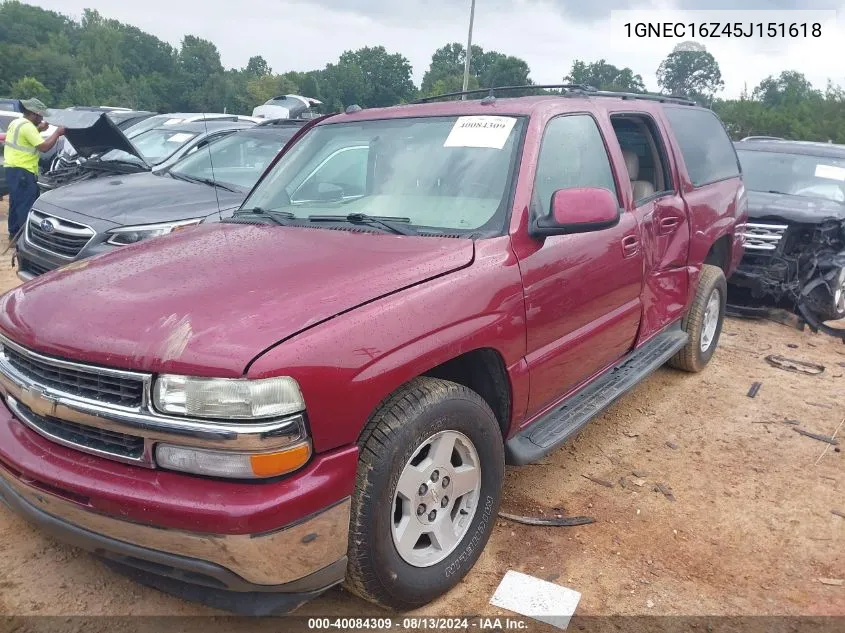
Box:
[461,0,476,99]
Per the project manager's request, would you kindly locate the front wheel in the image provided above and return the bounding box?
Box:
[345,377,504,610]
[805,267,845,323]
[669,264,727,373]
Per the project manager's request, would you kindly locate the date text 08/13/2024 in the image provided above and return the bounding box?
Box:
[307,618,529,630]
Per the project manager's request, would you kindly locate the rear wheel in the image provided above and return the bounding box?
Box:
[670,264,727,373]
[345,377,504,610]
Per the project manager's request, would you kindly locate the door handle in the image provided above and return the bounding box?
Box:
[621,235,639,258]
[659,216,681,234]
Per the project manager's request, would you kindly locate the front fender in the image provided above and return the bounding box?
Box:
[246,237,527,452]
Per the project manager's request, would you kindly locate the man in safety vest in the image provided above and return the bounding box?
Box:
[3,98,65,239]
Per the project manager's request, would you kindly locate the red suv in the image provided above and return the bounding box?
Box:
[0,89,746,614]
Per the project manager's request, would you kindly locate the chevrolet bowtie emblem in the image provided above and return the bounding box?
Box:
[23,386,57,417]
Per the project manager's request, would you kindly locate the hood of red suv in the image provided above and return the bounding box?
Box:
[0,223,474,376]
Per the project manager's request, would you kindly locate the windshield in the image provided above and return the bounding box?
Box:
[242,115,524,233]
[101,128,200,166]
[737,149,845,204]
[169,130,292,190]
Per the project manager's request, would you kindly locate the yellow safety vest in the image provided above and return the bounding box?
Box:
[3,117,41,175]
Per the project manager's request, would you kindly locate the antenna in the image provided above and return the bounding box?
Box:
[200,115,223,222]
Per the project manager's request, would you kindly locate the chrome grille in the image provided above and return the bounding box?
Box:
[2,343,144,408]
[26,209,94,259]
[743,222,789,251]
[12,399,144,460]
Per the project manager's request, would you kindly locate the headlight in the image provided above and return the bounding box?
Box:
[153,374,305,419]
[106,218,202,245]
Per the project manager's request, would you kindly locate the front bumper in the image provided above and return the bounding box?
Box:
[0,403,356,612]
[0,464,349,613]
[14,205,118,280]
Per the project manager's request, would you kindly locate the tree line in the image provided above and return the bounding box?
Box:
[2,1,843,142]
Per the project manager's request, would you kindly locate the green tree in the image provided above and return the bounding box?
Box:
[752,71,822,108]
[10,76,52,103]
[429,74,480,97]
[484,56,532,91]
[656,44,724,102]
[420,43,524,95]
[564,59,645,92]
[319,61,367,111]
[245,55,272,77]
[337,46,415,107]
[421,43,479,94]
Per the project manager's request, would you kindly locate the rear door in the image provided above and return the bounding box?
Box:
[515,112,644,417]
[660,106,743,295]
[609,112,690,341]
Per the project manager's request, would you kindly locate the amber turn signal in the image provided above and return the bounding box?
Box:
[250,442,312,477]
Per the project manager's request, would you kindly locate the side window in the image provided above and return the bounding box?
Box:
[292,146,369,201]
[663,107,740,187]
[534,115,618,214]
[611,114,674,205]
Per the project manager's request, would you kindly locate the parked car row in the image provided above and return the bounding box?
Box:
[17,118,306,277]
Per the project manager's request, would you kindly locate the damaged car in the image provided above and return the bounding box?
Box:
[729,139,845,339]
[38,112,252,192]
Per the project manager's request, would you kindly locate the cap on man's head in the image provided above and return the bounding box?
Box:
[20,98,49,116]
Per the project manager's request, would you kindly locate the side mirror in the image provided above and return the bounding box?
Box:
[530,187,620,238]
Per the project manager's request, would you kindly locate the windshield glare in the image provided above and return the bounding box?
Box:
[169,131,289,190]
[102,128,199,166]
[125,115,185,139]
[737,149,845,203]
[242,116,524,233]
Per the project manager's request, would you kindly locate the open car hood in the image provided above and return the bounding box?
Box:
[45,110,145,163]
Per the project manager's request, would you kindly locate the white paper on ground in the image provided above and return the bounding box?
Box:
[443,116,517,149]
[489,570,581,630]
[814,164,845,181]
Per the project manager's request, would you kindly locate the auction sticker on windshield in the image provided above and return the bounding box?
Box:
[815,164,845,181]
[444,116,517,149]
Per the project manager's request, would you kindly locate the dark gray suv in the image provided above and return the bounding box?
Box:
[16,121,306,279]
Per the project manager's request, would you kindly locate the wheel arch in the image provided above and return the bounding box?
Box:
[703,233,732,276]
[356,347,514,444]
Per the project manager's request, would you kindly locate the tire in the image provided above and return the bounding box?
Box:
[669,264,727,373]
[805,267,845,323]
[345,377,504,610]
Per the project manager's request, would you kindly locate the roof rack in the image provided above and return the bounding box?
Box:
[414,84,698,106]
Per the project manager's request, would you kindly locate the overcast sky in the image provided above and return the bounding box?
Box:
[29,0,845,98]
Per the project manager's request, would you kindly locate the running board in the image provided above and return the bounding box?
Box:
[505,328,689,466]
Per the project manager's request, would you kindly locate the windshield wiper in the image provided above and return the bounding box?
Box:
[169,172,239,193]
[308,213,417,236]
[234,207,296,226]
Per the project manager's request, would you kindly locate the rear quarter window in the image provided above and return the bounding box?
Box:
[663,107,740,187]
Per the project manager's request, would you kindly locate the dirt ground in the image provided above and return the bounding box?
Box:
[0,197,842,623]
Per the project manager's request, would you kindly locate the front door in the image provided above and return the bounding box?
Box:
[514,113,644,418]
